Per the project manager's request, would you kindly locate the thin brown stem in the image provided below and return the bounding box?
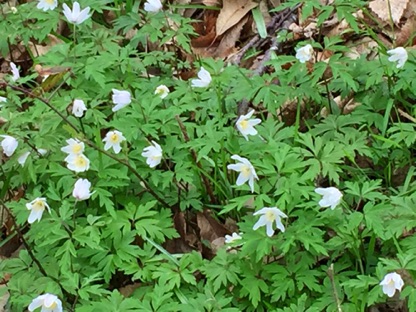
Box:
[175,115,216,204]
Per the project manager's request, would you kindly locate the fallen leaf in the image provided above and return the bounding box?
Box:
[214,16,249,58]
[197,210,228,243]
[216,0,258,36]
[369,0,409,24]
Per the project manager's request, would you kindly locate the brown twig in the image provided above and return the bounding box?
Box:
[175,115,217,204]
[235,5,300,117]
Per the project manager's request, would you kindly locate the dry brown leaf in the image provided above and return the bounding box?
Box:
[202,0,220,5]
[369,0,409,24]
[214,16,249,58]
[197,210,228,244]
[344,37,378,59]
[216,0,258,36]
[0,285,10,312]
[28,34,64,57]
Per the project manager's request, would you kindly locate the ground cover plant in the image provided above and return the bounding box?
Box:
[1,0,416,311]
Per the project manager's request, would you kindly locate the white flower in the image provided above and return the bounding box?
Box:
[236,110,262,140]
[18,151,30,166]
[37,0,58,11]
[62,1,91,25]
[387,47,408,69]
[141,141,162,168]
[10,62,20,81]
[295,44,313,63]
[191,67,211,88]
[103,130,126,154]
[227,155,258,193]
[144,0,163,13]
[112,89,131,112]
[0,96,6,103]
[225,232,242,244]
[66,154,90,172]
[37,148,48,156]
[26,198,51,224]
[253,207,288,237]
[10,7,17,14]
[61,138,84,156]
[380,272,404,297]
[72,99,87,117]
[0,135,18,157]
[315,187,343,210]
[154,85,169,99]
[28,293,62,312]
[72,178,93,201]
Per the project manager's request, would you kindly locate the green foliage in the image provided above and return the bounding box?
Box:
[1,0,416,311]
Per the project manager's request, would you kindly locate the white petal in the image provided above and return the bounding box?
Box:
[253,215,267,230]
[275,218,286,232]
[265,222,274,237]
[18,151,30,166]
[112,143,122,154]
[236,172,249,186]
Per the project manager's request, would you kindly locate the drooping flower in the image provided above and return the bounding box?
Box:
[62,2,91,25]
[380,272,404,297]
[72,178,93,201]
[37,0,58,11]
[18,151,30,166]
[387,47,408,69]
[72,99,87,117]
[295,44,313,63]
[227,155,258,193]
[103,130,126,154]
[0,96,6,103]
[141,141,162,168]
[112,89,131,112]
[315,187,343,210]
[225,232,243,244]
[61,138,84,158]
[10,62,20,81]
[191,67,211,88]
[66,154,90,172]
[236,110,262,140]
[253,207,288,237]
[0,135,18,157]
[28,293,62,312]
[10,6,17,14]
[37,148,48,156]
[154,85,169,99]
[26,198,51,224]
[144,0,163,13]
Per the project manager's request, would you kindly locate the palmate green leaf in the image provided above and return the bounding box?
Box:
[152,263,181,291]
[240,276,269,308]
[201,249,241,292]
[77,290,142,312]
[265,264,295,302]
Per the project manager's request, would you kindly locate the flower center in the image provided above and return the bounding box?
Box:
[239,119,248,130]
[45,0,55,4]
[110,134,119,143]
[33,200,45,212]
[241,165,251,178]
[74,156,86,167]
[265,210,276,222]
[45,301,57,308]
[71,143,82,154]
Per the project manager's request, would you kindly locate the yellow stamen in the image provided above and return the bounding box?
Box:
[265,210,276,222]
[239,119,248,130]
